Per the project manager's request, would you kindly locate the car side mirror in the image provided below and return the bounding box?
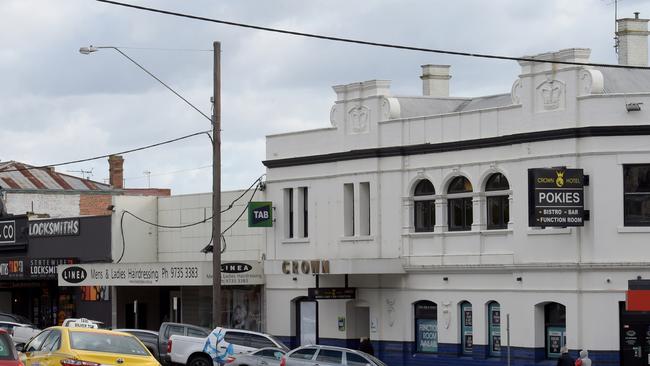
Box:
[15,343,25,353]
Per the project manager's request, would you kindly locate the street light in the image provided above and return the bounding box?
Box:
[80,43,223,327]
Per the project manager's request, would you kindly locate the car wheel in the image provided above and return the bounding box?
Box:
[188,355,213,366]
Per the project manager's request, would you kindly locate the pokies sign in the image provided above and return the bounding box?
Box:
[528,168,586,227]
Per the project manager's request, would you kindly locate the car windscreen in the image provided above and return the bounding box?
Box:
[69,332,150,356]
[267,335,290,351]
[0,334,17,360]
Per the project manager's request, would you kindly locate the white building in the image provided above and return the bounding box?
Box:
[261,15,650,366]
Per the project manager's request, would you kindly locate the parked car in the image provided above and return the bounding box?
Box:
[114,328,161,361]
[0,329,22,366]
[0,314,31,326]
[157,322,212,365]
[281,345,387,366]
[168,327,289,366]
[229,347,286,366]
[17,319,159,366]
[0,322,40,345]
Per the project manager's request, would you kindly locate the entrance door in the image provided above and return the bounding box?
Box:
[298,300,317,346]
[126,302,147,329]
[355,307,370,340]
[621,302,650,366]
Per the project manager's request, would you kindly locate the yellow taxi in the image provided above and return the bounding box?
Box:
[18,319,160,366]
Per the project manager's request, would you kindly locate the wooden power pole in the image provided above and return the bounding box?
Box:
[212,41,222,326]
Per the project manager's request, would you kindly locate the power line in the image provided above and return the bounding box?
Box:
[124,164,212,181]
[0,130,212,174]
[97,0,650,70]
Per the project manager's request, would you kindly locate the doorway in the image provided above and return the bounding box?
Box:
[294,298,318,346]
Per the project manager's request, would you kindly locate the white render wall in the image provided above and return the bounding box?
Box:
[262,48,650,352]
[111,195,159,263]
[157,190,266,262]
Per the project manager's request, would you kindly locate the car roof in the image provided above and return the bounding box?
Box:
[114,329,159,336]
[292,345,360,353]
[52,326,134,336]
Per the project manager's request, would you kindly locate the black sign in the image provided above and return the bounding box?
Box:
[221,262,252,273]
[0,221,15,244]
[29,218,80,238]
[528,168,585,227]
[308,287,356,300]
[0,258,76,280]
[61,266,87,283]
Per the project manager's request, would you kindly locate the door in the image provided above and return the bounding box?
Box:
[298,301,317,346]
[314,349,343,366]
[0,292,11,313]
[125,302,147,329]
[21,330,51,366]
[224,331,252,354]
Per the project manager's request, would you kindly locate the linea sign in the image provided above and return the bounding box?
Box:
[57,261,264,287]
[528,168,585,227]
[248,201,273,227]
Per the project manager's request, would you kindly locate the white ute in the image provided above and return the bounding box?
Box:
[168,327,288,366]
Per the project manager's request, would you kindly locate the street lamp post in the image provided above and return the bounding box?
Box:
[80,43,223,327]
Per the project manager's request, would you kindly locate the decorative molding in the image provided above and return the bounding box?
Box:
[536,78,565,112]
[510,78,523,105]
[386,298,396,327]
[263,125,650,168]
[380,97,401,121]
[442,301,451,329]
[578,69,605,95]
[347,105,370,134]
[330,105,338,127]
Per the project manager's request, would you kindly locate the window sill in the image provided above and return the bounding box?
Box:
[480,228,513,236]
[282,238,310,244]
[527,227,572,235]
[618,226,650,233]
[340,235,374,242]
[404,230,513,237]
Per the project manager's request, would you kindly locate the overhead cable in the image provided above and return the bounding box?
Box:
[97,0,650,70]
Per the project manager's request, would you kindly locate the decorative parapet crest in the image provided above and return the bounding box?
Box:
[578,68,604,96]
[380,97,401,121]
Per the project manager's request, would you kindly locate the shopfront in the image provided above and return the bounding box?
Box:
[58,260,265,330]
[0,215,112,327]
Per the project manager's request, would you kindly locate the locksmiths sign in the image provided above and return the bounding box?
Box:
[248,201,273,227]
[528,168,585,227]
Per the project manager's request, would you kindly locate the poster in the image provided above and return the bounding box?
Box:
[492,335,501,352]
[464,310,473,327]
[416,319,438,353]
[547,327,565,357]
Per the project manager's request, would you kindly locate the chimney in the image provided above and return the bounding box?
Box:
[108,155,124,189]
[420,65,451,97]
[616,12,650,66]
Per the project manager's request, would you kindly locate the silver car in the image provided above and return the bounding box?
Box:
[229,347,286,366]
[282,345,387,366]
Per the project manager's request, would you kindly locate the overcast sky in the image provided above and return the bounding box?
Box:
[1,0,649,194]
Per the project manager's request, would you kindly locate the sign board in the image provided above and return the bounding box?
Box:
[528,168,585,227]
[58,260,264,287]
[248,202,273,227]
[308,287,356,300]
[0,221,16,244]
[0,258,75,280]
[29,218,80,237]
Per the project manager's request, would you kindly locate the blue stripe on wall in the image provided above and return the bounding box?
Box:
[276,337,621,366]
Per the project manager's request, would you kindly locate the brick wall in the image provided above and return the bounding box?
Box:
[79,194,113,216]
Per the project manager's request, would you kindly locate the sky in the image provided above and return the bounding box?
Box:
[1,0,649,194]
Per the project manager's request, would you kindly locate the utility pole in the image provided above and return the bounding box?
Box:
[212,41,222,327]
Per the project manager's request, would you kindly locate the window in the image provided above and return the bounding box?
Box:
[544,302,566,359]
[485,173,510,230]
[448,177,473,231]
[0,334,15,360]
[163,325,184,340]
[414,180,435,232]
[249,334,275,349]
[224,332,249,347]
[289,347,318,360]
[624,164,650,226]
[359,182,370,235]
[41,330,61,352]
[187,328,208,338]
[344,183,355,236]
[487,302,501,357]
[460,302,473,355]
[26,330,51,352]
[347,352,371,366]
[302,187,309,237]
[414,301,437,353]
[316,349,343,363]
[69,332,149,355]
[284,188,294,238]
[255,349,284,360]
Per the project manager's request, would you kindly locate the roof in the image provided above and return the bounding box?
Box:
[597,67,650,93]
[0,161,112,192]
[393,93,514,119]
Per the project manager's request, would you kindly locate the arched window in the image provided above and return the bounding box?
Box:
[544,302,566,359]
[447,177,473,231]
[487,301,501,357]
[485,173,510,230]
[414,180,435,232]
[414,301,437,353]
[459,301,473,355]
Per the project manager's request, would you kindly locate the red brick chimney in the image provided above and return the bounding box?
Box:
[108,155,124,189]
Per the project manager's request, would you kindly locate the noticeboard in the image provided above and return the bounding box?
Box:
[528,168,585,227]
[308,287,356,300]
